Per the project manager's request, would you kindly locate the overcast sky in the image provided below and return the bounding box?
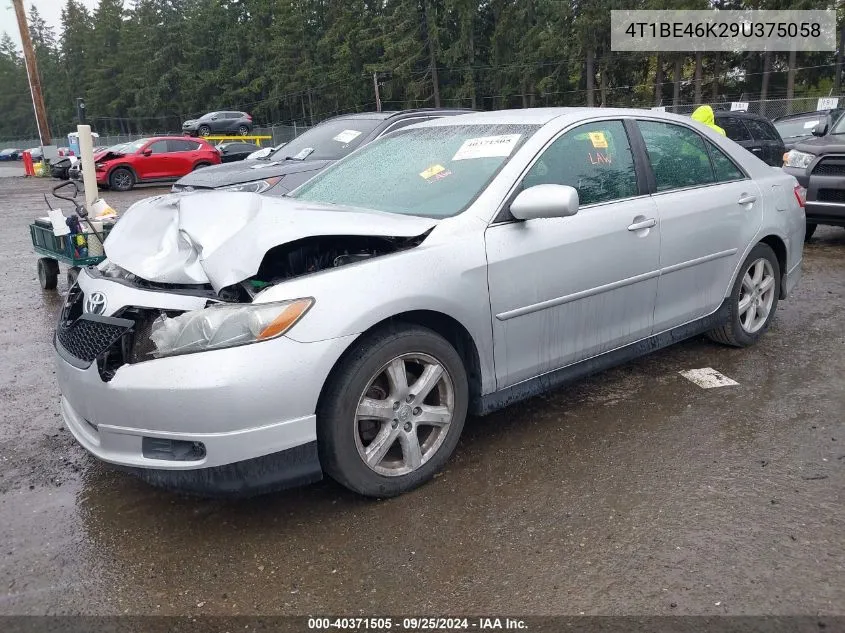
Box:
[1,0,103,50]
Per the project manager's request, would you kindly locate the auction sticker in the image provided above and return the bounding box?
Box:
[420,164,446,179]
[588,131,608,148]
[333,129,362,143]
[452,134,521,161]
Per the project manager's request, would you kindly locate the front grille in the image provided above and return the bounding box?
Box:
[817,189,845,203]
[57,316,132,364]
[812,161,845,177]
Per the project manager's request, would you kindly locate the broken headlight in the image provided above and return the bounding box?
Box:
[217,176,283,193]
[149,298,313,358]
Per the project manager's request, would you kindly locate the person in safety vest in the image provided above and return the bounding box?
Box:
[691,105,726,136]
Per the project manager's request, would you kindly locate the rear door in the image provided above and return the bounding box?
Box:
[167,139,201,175]
[635,119,763,331]
[743,117,786,167]
[718,115,764,160]
[136,139,170,179]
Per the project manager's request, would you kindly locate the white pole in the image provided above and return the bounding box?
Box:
[77,124,98,214]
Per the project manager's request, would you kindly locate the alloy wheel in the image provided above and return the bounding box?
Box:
[738,258,776,334]
[354,353,455,477]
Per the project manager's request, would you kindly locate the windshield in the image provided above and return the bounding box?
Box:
[268,118,382,161]
[775,115,824,139]
[104,142,131,153]
[292,124,538,218]
[831,114,845,135]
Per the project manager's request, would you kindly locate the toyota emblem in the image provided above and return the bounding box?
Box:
[84,291,107,315]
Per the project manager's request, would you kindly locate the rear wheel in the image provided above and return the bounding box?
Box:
[707,243,780,348]
[804,222,817,241]
[109,167,135,191]
[192,162,211,171]
[318,325,468,497]
[37,258,59,290]
[237,125,249,136]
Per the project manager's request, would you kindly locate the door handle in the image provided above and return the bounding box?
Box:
[627,218,657,231]
[750,147,763,153]
[737,194,757,205]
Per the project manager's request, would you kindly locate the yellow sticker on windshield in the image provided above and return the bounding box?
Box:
[588,132,608,148]
[420,164,446,179]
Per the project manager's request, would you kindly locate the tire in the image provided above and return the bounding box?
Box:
[192,162,211,171]
[109,167,135,191]
[318,324,469,498]
[804,222,817,241]
[198,125,211,137]
[66,267,79,288]
[37,258,59,290]
[237,125,250,136]
[707,243,781,348]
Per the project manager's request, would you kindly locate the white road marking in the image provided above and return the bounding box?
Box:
[679,367,739,389]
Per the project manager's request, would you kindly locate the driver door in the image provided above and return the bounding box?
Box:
[485,120,661,388]
[135,140,170,180]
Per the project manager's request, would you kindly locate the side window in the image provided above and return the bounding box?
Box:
[521,120,638,206]
[168,139,199,152]
[718,117,752,141]
[707,141,745,182]
[147,140,168,154]
[744,118,779,141]
[638,120,714,191]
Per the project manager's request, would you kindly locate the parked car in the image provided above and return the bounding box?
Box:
[172,108,474,194]
[56,147,75,157]
[50,156,75,179]
[713,110,786,167]
[56,108,804,498]
[217,141,260,163]
[773,109,845,149]
[94,136,221,191]
[66,146,110,180]
[783,112,845,239]
[182,111,253,137]
[0,148,22,160]
[25,147,43,161]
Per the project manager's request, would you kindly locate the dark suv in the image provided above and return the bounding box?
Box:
[783,112,845,239]
[713,111,786,167]
[773,109,845,149]
[182,111,254,137]
[172,108,473,195]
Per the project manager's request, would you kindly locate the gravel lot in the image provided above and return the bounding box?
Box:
[1,173,844,616]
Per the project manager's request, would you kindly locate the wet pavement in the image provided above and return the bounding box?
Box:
[1,175,844,616]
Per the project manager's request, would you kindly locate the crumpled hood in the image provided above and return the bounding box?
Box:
[175,158,332,188]
[103,192,438,291]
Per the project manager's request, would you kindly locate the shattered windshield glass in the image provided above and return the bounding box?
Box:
[292,124,538,218]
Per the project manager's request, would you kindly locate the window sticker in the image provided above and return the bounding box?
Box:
[452,134,521,161]
[333,129,363,143]
[588,131,608,148]
[420,164,446,179]
[803,120,820,129]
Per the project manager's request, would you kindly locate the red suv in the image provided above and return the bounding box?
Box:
[95,136,221,191]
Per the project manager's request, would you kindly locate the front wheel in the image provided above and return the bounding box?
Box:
[109,167,135,191]
[318,325,468,497]
[37,258,59,290]
[707,243,781,347]
[198,125,211,137]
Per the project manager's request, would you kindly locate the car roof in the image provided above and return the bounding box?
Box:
[713,110,769,121]
[322,108,475,123]
[773,109,841,121]
[417,106,711,127]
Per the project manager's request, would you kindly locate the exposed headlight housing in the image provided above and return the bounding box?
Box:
[218,176,282,193]
[149,298,313,358]
[783,150,816,169]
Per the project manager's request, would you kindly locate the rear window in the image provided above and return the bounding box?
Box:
[717,116,752,141]
[743,118,780,141]
[269,118,383,161]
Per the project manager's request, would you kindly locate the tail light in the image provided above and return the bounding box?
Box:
[794,184,806,208]
[246,114,252,121]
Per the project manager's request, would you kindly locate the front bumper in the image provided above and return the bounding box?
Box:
[56,270,357,493]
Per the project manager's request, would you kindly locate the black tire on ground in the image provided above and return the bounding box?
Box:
[66,267,79,287]
[237,125,250,136]
[192,162,211,171]
[804,222,817,241]
[198,125,211,137]
[707,243,781,348]
[38,258,59,290]
[109,167,135,192]
[317,324,469,498]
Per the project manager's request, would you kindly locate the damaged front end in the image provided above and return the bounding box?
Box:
[67,192,436,380]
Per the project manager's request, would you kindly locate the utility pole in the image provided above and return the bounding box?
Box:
[12,0,51,146]
[373,71,382,112]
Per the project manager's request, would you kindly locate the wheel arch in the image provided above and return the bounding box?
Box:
[759,234,788,299]
[107,163,138,184]
[316,309,484,416]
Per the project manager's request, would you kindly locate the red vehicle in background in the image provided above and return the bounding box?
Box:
[94,136,221,191]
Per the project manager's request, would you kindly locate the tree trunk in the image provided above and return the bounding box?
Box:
[599,56,608,106]
[468,14,477,110]
[585,47,595,107]
[711,52,720,101]
[672,55,683,107]
[654,53,663,106]
[786,46,796,113]
[760,50,772,116]
[423,1,440,107]
[694,51,702,104]
[836,20,845,95]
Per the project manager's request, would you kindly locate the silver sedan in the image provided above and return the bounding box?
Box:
[55,108,805,497]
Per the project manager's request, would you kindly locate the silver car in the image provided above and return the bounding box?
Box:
[55,108,805,498]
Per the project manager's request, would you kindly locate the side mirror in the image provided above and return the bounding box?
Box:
[510,184,579,221]
[812,122,828,136]
[142,148,152,156]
